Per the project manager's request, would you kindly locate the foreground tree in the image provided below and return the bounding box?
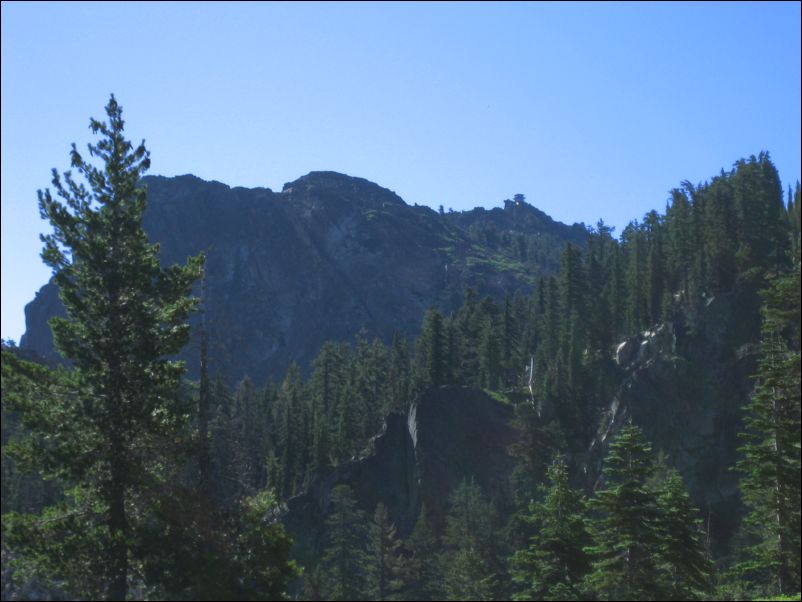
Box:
[3,96,203,600]
[442,479,501,601]
[403,504,443,601]
[509,456,591,601]
[584,423,663,600]
[735,260,801,595]
[584,423,714,601]
[321,485,369,600]
[366,502,404,601]
[654,469,714,600]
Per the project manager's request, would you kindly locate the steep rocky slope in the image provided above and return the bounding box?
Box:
[283,386,522,565]
[20,171,585,384]
[589,288,763,554]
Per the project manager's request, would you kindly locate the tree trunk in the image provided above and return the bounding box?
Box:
[107,420,128,602]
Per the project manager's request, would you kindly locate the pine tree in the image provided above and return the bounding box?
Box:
[584,423,663,600]
[367,503,404,601]
[274,363,306,498]
[586,221,616,355]
[654,469,714,599]
[321,485,370,601]
[623,222,648,334]
[387,332,412,413]
[231,376,264,492]
[478,314,501,390]
[208,374,236,504]
[788,182,801,258]
[644,210,666,325]
[735,261,801,595]
[197,269,212,490]
[230,489,301,600]
[731,153,789,278]
[414,308,449,391]
[403,504,443,601]
[700,177,736,292]
[509,456,591,601]
[442,479,501,601]
[665,187,694,301]
[3,96,203,600]
[500,296,518,387]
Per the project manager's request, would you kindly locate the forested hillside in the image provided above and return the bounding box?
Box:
[2,97,799,601]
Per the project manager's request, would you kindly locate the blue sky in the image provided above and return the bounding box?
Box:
[2,1,800,342]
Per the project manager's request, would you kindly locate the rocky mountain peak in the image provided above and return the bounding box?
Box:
[281,171,406,209]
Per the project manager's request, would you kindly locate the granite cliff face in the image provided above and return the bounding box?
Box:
[283,386,522,565]
[590,288,763,554]
[20,171,585,384]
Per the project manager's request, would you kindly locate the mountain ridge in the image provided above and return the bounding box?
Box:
[21,171,587,385]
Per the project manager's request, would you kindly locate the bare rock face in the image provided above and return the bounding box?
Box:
[615,337,639,367]
[615,323,676,368]
[20,172,585,385]
[591,289,763,555]
[283,386,522,565]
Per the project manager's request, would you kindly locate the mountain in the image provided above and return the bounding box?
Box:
[20,171,586,384]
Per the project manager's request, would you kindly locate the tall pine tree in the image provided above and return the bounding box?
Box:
[3,96,203,600]
[584,423,663,601]
[321,485,370,600]
[735,260,801,595]
[509,455,591,601]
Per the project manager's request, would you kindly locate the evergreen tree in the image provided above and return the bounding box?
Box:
[387,332,412,414]
[403,504,443,601]
[321,485,369,601]
[665,187,694,301]
[442,479,501,600]
[228,489,301,600]
[584,423,663,600]
[558,243,587,334]
[230,376,266,492]
[586,221,616,355]
[644,210,666,325]
[452,288,481,386]
[367,503,404,601]
[131,486,299,600]
[310,341,346,421]
[700,176,738,293]
[509,456,591,601]
[444,547,495,601]
[414,308,449,391]
[735,261,801,595]
[274,363,307,498]
[478,313,501,390]
[538,276,560,374]
[731,153,789,278]
[788,182,801,257]
[654,469,714,600]
[349,333,390,443]
[623,222,648,333]
[500,296,519,387]
[2,96,203,600]
[208,374,237,504]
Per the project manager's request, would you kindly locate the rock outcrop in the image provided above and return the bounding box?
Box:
[591,289,763,555]
[283,386,522,565]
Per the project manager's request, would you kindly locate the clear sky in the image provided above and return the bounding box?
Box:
[2,1,800,342]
